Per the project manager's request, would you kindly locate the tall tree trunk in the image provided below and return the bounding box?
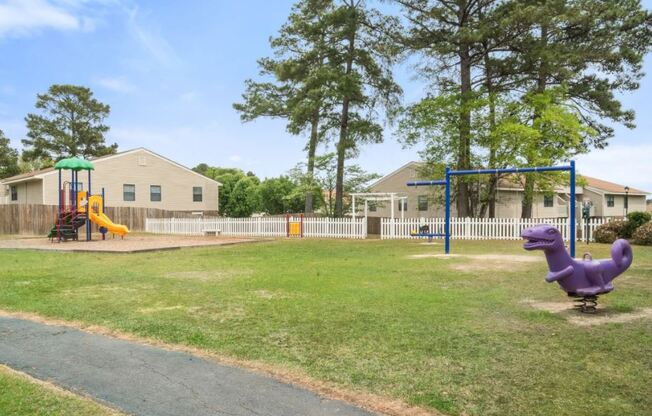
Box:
[521,173,535,219]
[334,14,356,218]
[522,25,549,219]
[481,40,499,218]
[304,110,320,213]
[457,39,472,218]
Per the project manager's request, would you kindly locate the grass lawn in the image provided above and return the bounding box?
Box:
[0,365,122,415]
[0,239,650,416]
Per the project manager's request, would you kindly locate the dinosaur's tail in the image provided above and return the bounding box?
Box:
[611,239,633,271]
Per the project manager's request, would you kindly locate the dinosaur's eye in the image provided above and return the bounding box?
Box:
[547,228,557,234]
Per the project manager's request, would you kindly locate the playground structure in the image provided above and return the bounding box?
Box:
[407,161,577,258]
[522,224,633,313]
[350,192,408,222]
[49,157,129,242]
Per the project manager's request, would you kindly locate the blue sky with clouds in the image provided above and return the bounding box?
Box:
[1,0,651,193]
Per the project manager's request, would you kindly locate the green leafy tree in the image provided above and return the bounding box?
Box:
[397,0,651,218]
[258,176,305,214]
[397,0,506,217]
[234,0,338,213]
[224,177,261,217]
[193,165,262,216]
[290,152,379,216]
[330,0,401,216]
[22,84,117,162]
[510,0,651,217]
[0,129,20,179]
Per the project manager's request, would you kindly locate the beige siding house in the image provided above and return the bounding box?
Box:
[1,148,220,213]
[366,162,648,219]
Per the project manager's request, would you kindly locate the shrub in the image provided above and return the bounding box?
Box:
[622,211,652,238]
[632,222,652,246]
[594,220,626,244]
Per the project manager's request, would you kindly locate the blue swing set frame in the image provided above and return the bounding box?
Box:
[407,161,577,257]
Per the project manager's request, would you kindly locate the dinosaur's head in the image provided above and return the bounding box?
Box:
[521,224,564,251]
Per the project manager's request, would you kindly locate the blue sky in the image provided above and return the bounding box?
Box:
[1,0,651,194]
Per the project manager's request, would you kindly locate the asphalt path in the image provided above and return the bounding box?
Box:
[0,317,375,416]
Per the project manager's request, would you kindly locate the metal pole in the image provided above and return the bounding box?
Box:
[570,160,576,258]
[445,167,451,255]
[57,169,62,242]
[86,169,91,241]
[72,171,76,211]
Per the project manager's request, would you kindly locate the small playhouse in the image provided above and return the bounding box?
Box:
[49,157,128,242]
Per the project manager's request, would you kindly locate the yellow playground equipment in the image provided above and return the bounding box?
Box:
[50,157,129,242]
[77,192,129,237]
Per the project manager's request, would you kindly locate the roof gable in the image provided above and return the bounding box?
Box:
[369,161,424,189]
[1,148,221,186]
[582,175,647,195]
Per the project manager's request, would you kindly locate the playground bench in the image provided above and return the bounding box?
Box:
[202,227,222,236]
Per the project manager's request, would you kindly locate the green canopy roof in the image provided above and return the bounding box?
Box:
[54,157,95,171]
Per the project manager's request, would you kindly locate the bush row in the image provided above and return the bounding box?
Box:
[593,211,652,245]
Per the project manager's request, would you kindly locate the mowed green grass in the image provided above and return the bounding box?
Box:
[0,366,121,416]
[0,239,650,416]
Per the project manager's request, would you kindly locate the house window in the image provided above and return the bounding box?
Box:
[398,199,407,212]
[544,195,554,208]
[10,185,17,201]
[123,184,136,202]
[418,195,429,211]
[193,186,203,202]
[607,195,615,208]
[368,201,377,212]
[150,185,161,202]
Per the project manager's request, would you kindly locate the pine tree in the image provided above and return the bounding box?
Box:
[330,0,401,216]
[234,0,338,213]
[22,85,117,161]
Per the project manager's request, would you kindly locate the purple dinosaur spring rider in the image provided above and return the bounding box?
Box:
[521,224,633,313]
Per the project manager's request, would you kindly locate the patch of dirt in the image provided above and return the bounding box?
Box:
[567,308,652,327]
[408,253,541,273]
[0,309,440,416]
[0,235,263,253]
[136,305,199,314]
[61,284,155,297]
[163,269,250,282]
[525,301,575,314]
[523,300,652,326]
[409,253,539,262]
[254,290,285,299]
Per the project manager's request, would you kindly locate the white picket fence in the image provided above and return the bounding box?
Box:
[145,217,367,239]
[381,217,610,242]
[303,217,367,239]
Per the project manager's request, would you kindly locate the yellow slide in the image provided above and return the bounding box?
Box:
[78,193,129,237]
[88,211,129,237]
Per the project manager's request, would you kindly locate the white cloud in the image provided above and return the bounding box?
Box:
[0,0,119,39]
[576,144,652,194]
[0,0,81,38]
[95,76,134,93]
[229,155,242,162]
[126,6,179,67]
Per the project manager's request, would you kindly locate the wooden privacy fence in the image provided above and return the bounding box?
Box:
[381,217,611,242]
[0,204,217,235]
[145,217,368,239]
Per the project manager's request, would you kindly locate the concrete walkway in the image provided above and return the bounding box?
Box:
[0,317,374,416]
